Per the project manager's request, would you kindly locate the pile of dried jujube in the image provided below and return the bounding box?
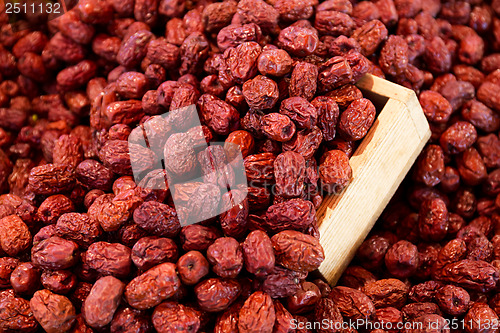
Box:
[0,0,499,331]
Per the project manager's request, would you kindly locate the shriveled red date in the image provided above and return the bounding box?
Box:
[338,98,376,141]
[242,230,275,276]
[418,198,449,242]
[30,289,76,333]
[177,251,209,285]
[274,151,306,198]
[265,198,316,233]
[271,230,325,273]
[0,214,31,256]
[261,113,296,142]
[194,278,241,312]
[82,276,124,328]
[238,291,275,333]
[152,301,200,333]
[86,241,132,278]
[29,164,75,195]
[0,289,38,332]
[319,150,352,193]
[131,236,178,271]
[125,263,180,310]
[362,278,409,309]
[207,237,243,279]
[32,236,79,270]
[329,286,375,320]
[434,259,499,293]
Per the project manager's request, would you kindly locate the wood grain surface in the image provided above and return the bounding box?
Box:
[317,74,431,285]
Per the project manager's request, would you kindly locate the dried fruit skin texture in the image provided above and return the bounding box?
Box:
[3,0,500,328]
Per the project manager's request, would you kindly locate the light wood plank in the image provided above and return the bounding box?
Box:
[357,74,414,104]
[317,74,431,285]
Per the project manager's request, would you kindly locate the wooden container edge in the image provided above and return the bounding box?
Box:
[317,74,431,285]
